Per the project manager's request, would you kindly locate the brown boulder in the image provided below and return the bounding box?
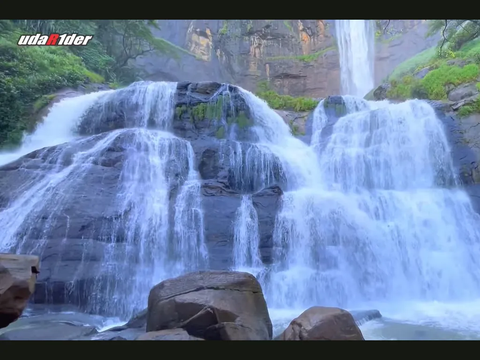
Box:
[0,254,40,329]
[147,271,272,340]
[277,306,365,340]
[137,328,204,341]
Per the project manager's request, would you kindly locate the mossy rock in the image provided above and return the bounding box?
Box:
[323,96,347,118]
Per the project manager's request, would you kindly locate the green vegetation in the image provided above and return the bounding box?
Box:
[386,31,480,103]
[175,97,253,135]
[255,81,319,111]
[219,21,228,35]
[227,111,252,129]
[323,98,347,118]
[176,97,225,122]
[388,46,438,81]
[457,97,480,117]
[215,126,226,139]
[266,46,335,63]
[283,20,294,34]
[289,120,303,136]
[0,19,187,148]
[33,94,57,113]
[246,20,253,33]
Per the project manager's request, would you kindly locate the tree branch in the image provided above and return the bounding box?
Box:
[439,19,449,51]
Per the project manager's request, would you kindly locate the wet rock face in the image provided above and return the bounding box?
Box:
[0,81,284,310]
[136,20,438,98]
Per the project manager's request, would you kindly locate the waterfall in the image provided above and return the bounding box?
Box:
[235,90,480,336]
[335,20,375,97]
[2,79,480,337]
[0,81,208,320]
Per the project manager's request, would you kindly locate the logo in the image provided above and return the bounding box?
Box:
[17,33,93,46]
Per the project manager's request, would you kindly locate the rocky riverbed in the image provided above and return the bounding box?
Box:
[1,268,380,340]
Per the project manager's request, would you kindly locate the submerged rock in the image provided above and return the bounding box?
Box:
[0,322,96,340]
[147,271,272,340]
[137,328,203,341]
[350,309,382,325]
[276,306,365,340]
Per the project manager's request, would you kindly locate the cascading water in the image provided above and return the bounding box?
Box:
[0,81,208,320]
[237,91,480,338]
[233,195,262,273]
[335,20,375,97]
[2,76,480,339]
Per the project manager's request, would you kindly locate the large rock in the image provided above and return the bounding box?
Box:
[277,306,365,340]
[0,254,39,329]
[146,271,272,340]
[447,83,479,102]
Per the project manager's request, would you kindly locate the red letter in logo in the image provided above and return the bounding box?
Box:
[46,34,59,45]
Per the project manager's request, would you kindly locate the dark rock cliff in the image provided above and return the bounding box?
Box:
[136,20,439,98]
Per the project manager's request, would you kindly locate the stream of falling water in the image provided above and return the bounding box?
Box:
[335,20,375,97]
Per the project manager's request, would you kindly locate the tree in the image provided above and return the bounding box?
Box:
[426,20,480,51]
[9,20,186,82]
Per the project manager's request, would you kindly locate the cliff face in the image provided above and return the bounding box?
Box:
[136,20,439,98]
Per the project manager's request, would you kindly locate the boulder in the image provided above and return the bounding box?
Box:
[0,254,39,328]
[277,306,365,340]
[146,271,272,340]
[447,83,479,102]
[137,328,203,341]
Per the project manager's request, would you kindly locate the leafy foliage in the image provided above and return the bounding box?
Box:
[255,81,319,112]
[0,20,185,148]
[427,20,480,53]
[386,25,480,102]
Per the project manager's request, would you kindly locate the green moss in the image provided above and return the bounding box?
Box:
[283,20,294,34]
[387,37,480,102]
[215,126,225,139]
[191,103,207,120]
[289,120,304,136]
[422,63,479,99]
[219,21,228,35]
[32,94,56,113]
[476,82,480,92]
[266,46,335,63]
[323,98,347,117]
[227,110,253,129]
[175,105,187,118]
[176,97,225,122]
[457,97,480,117]
[206,96,224,119]
[387,63,480,100]
[256,82,318,112]
[258,90,319,111]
